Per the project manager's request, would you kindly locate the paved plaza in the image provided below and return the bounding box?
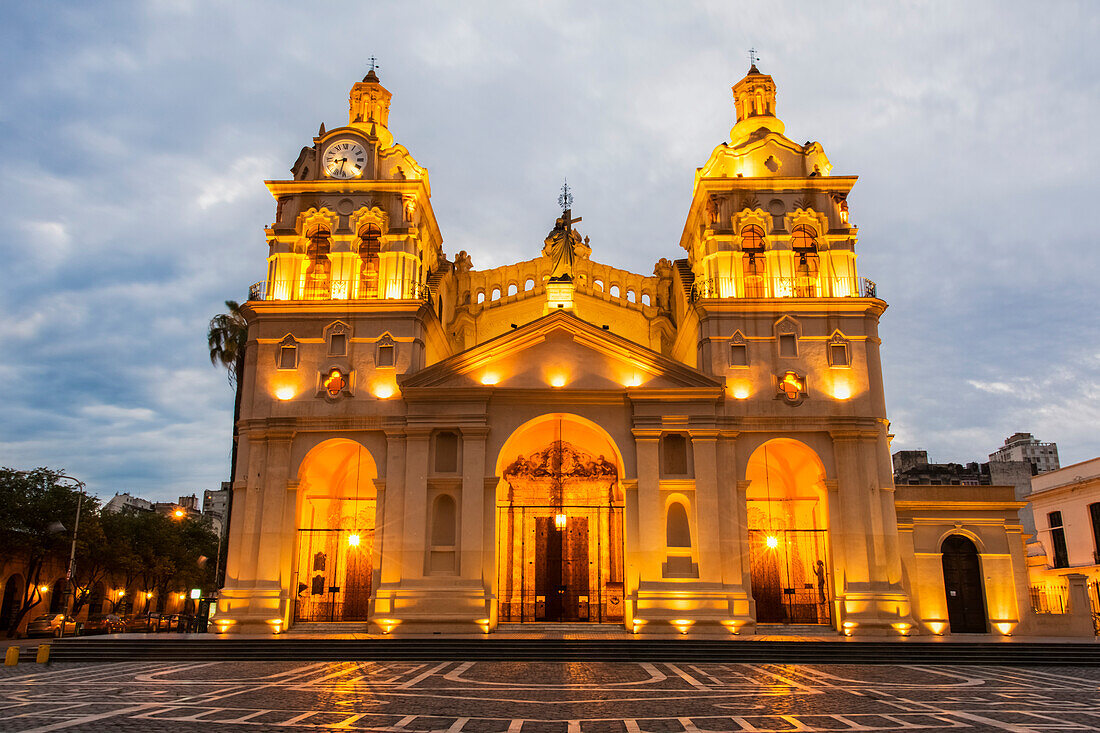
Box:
[0,659,1098,732]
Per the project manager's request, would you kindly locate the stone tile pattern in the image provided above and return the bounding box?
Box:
[0,659,1098,732]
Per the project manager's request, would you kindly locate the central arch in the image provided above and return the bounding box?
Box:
[293,439,378,624]
[744,438,832,625]
[495,414,625,624]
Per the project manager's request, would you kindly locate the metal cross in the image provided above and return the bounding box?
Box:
[748,48,759,67]
[558,179,574,212]
[368,56,380,73]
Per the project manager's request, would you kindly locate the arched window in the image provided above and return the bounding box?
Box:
[641,293,651,306]
[429,494,458,574]
[524,279,534,291]
[666,502,691,548]
[507,283,517,296]
[431,495,457,547]
[662,434,688,476]
[791,225,819,297]
[491,288,501,301]
[594,280,604,291]
[49,578,66,614]
[477,291,485,304]
[434,431,459,473]
[359,224,381,298]
[741,225,767,297]
[610,285,621,298]
[305,229,332,298]
[627,290,636,303]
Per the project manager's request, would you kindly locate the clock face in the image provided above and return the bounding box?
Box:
[323,141,367,179]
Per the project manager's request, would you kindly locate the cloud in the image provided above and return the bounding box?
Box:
[0,0,1097,501]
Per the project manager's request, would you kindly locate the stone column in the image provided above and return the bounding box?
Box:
[691,431,722,582]
[402,429,431,579]
[632,430,662,583]
[378,430,406,587]
[460,427,488,581]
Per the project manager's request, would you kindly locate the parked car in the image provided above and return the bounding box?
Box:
[81,614,126,635]
[25,614,77,638]
[124,613,162,632]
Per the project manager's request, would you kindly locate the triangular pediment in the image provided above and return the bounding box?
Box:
[401,311,722,392]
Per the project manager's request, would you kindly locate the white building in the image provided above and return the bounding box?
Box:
[102,492,154,514]
[989,433,1060,474]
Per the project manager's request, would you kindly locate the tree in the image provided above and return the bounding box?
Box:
[0,468,85,637]
[207,299,249,485]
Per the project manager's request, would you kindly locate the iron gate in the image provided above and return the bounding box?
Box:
[749,529,831,625]
[294,528,372,623]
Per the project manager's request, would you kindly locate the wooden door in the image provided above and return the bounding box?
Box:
[941,535,987,633]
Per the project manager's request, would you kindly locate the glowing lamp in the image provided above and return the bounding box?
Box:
[554,513,567,530]
[732,385,750,400]
[173,508,185,519]
[994,621,1015,636]
[267,618,284,634]
[372,383,395,399]
[624,374,643,388]
[275,386,295,401]
[38,585,49,594]
[117,589,126,597]
[549,373,567,388]
[177,593,185,601]
[480,373,500,386]
[765,535,779,549]
[832,382,851,400]
[347,533,361,547]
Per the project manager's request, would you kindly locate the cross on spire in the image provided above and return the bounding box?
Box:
[558,179,574,212]
[368,56,380,73]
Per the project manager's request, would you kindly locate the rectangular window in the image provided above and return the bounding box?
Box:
[328,333,346,356]
[1049,511,1069,568]
[1089,503,1100,564]
[434,432,459,474]
[730,343,748,367]
[830,343,849,366]
[377,344,395,367]
[278,345,297,370]
[779,333,797,357]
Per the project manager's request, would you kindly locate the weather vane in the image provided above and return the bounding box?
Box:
[558,179,573,212]
[368,56,380,73]
[748,48,759,67]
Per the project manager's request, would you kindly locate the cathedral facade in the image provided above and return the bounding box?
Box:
[216,66,1043,637]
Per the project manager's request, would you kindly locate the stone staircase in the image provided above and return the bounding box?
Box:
[42,636,1100,665]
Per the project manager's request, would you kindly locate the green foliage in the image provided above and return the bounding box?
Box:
[1,467,220,633]
[207,299,248,389]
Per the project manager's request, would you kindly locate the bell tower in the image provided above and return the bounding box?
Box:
[349,69,392,128]
[730,64,784,143]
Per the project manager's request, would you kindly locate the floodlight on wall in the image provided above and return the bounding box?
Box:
[348,533,361,547]
[275,386,295,401]
[554,513,567,530]
[765,535,779,549]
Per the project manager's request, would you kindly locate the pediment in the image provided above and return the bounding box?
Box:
[401,311,722,392]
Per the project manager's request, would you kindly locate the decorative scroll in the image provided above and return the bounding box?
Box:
[503,440,620,508]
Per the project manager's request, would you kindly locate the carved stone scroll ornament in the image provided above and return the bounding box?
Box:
[502,441,618,506]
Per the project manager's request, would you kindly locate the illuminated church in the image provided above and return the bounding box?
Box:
[216,66,1046,637]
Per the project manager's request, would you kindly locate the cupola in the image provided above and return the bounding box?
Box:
[730,64,785,143]
[349,69,393,129]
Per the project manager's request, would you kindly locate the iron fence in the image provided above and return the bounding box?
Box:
[249,279,431,303]
[690,276,877,302]
[1029,583,1068,614]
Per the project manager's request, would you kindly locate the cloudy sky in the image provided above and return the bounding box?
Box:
[0,1,1097,501]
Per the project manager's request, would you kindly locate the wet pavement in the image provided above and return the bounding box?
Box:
[1,659,1099,731]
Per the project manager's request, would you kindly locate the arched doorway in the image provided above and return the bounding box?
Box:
[496,414,625,624]
[941,535,987,633]
[745,439,831,625]
[87,582,106,617]
[294,439,377,623]
[48,577,67,614]
[0,574,23,631]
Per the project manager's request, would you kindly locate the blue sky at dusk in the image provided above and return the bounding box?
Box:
[0,1,1097,501]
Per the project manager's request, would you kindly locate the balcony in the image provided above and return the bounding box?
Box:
[690,276,878,302]
[249,279,431,303]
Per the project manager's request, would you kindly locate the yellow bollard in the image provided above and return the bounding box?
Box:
[36,644,50,664]
[4,646,18,666]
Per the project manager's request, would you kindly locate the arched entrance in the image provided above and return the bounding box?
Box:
[745,439,831,625]
[496,414,625,623]
[294,439,378,623]
[941,535,987,633]
[0,574,23,631]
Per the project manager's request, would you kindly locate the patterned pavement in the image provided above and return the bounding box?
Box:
[0,660,1098,732]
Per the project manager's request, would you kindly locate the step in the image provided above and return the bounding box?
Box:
[42,638,1100,665]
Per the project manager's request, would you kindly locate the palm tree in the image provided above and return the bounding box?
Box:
[207,300,248,484]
